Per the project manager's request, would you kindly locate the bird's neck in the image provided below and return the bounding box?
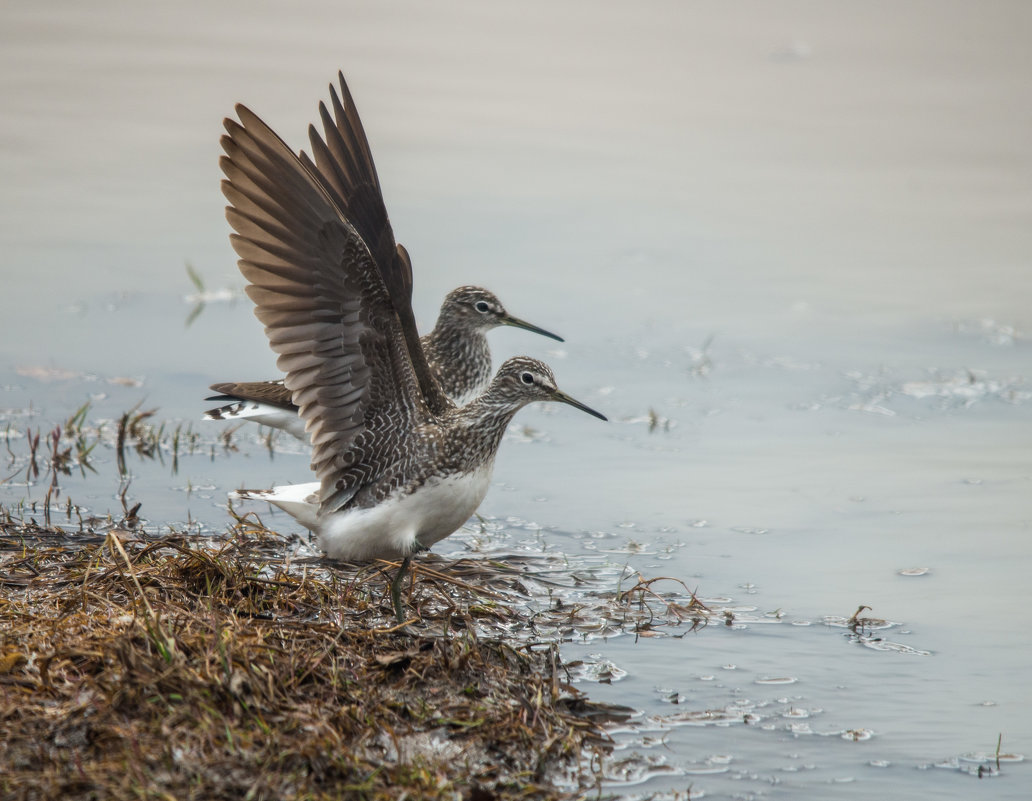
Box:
[424,314,490,357]
[422,319,492,402]
[447,389,524,464]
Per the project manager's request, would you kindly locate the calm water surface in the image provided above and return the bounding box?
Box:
[2,2,1030,798]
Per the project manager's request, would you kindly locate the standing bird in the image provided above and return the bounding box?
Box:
[219,85,605,621]
[205,74,562,438]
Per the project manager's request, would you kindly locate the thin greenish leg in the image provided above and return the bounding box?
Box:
[390,554,412,624]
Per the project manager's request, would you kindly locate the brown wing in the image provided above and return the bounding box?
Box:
[299,72,450,416]
[221,103,428,512]
[207,380,294,410]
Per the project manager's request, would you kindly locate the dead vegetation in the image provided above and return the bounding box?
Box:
[0,510,707,801]
[0,405,712,798]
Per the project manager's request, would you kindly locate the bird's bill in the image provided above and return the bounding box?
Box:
[502,313,565,342]
[551,389,607,421]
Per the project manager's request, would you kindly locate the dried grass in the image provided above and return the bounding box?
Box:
[0,517,628,801]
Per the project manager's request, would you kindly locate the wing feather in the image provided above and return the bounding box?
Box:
[221,103,428,512]
[299,73,451,415]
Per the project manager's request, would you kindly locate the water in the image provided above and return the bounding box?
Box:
[2,1,1030,797]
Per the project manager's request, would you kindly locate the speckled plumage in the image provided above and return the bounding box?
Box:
[235,358,583,560]
[204,285,562,433]
[218,77,606,563]
[205,76,561,434]
[422,287,504,405]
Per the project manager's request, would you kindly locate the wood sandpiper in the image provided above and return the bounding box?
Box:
[218,79,606,621]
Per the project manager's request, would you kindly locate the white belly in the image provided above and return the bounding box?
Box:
[233,466,494,561]
[320,465,493,560]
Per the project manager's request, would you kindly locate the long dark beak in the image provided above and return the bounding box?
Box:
[501,313,564,342]
[551,389,607,421]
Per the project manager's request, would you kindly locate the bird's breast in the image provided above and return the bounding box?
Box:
[319,463,494,560]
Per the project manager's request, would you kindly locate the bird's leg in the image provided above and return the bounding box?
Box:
[390,554,412,625]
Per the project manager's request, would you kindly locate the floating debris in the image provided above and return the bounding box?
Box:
[954,318,1028,346]
[686,334,715,378]
[15,366,143,388]
[841,366,1031,413]
[183,262,239,326]
[822,605,931,656]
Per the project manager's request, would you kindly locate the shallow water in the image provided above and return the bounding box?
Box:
[2,1,1031,797]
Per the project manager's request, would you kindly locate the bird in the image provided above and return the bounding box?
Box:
[218,79,606,621]
[204,73,562,438]
[205,286,564,439]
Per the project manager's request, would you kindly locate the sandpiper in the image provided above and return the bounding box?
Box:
[205,73,562,437]
[219,86,606,620]
[205,286,563,439]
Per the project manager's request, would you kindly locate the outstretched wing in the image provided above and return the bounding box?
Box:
[299,72,450,415]
[221,104,428,511]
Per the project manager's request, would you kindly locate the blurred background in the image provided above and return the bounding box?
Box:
[2,2,1030,798]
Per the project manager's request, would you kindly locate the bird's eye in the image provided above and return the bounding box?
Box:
[474,301,491,313]
[520,372,534,385]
